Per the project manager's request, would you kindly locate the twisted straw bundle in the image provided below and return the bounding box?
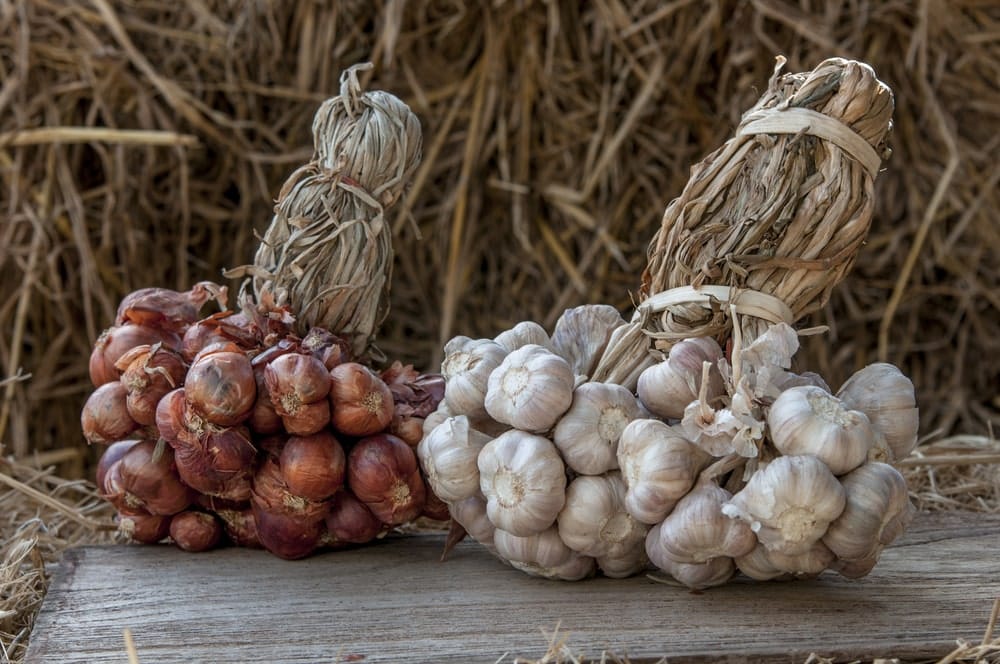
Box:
[596,57,894,387]
[233,63,422,359]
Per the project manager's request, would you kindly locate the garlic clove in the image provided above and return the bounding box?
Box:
[440,337,508,419]
[617,419,711,524]
[417,415,491,503]
[449,494,496,549]
[645,524,735,589]
[556,472,648,559]
[552,382,641,475]
[495,526,596,581]
[494,320,552,353]
[767,385,874,475]
[549,304,625,378]
[596,550,650,579]
[822,461,915,566]
[722,455,846,556]
[650,480,756,565]
[478,430,567,536]
[637,337,725,420]
[484,344,575,433]
[837,363,919,461]
[735,540,835,581]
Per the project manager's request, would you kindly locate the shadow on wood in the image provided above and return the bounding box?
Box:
[25,511,1000,663]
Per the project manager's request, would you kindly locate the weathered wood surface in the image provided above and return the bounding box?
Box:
[26,511,1000,663]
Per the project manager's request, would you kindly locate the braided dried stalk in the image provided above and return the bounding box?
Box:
[234,63,422,359]
[594,57,893,388]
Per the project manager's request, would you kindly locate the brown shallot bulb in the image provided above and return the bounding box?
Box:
[329,362,394,436]
[90,324,180,387]
[102,440,193,516]
[279,431,346,502]
[251,456,329,523]
[421,487,451,522]
[180,311,257,362]
[253,504,323,560]
[169,511,224,552]
[248,365,283,435]
[117,510,171,544]
[348,433,426,525]
[96,439,143,489]
[301,327,352,370]
[325,491,384,544]
[117,344,187,425]
[185,342,256,426]
[266,352,332,435]
[171,425,257,502]
[216,508,261,548]
[81,381,140,445]
[116,281,227,333]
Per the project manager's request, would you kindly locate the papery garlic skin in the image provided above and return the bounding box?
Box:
[450,494,496,549]
[767,386,874,475]
[596,551,649,579]
[557,473,648,559]
[837,363,920,461]
[735,540,835,581]
[549,304,625,378]
[552,382,640,475]
[646,524,735,589]
[495,526,596,581]
[722,455,846,555]
[617,419,711,524]
[484,345,574,433]
[417,416,491,503]
[823,462,915,568]
[650,480,756,564]
[494,321,552,353]
[478,430,567,536]
[637,337,725,420]
[440,337,507,419]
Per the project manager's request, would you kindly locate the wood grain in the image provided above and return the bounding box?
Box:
[25,511,1000,663]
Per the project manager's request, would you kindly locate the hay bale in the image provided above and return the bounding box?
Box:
[0,1,997,466]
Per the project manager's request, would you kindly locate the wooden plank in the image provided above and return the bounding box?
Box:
[26,511,1000,664]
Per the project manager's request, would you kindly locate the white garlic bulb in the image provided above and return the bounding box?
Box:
[646,523,736,589]
[422,401,453,437]
[552,382,641,475]
[478,430,567,536]
[617,419,711,524]
[556,472,648,559]
[647,480,756,565]
[735,540,835,581]
[596,551,649,579]
[722,455,846,555]
[637,337,725,420]
[549,304,625,378]
[484,344,575,432]
[822,462,915,569]
[449,494,496,549]
[767,385,874,475]
[494,320,552,353]
[441,337,508,418]
[837,363,920,461]
[495,526,596,581]
[417,416,491,503]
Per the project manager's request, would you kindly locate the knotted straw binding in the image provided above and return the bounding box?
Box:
[228,63,423,360]
[594,56,893,389]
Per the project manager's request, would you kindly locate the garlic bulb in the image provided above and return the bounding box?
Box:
[440,336,507,418]
[552,382,640,475]
[417,416,491,503]
[549,304,625,378]
[617,419,711,524]
[478,430,567,536]
[556,473,648,559]
[422,401,452,437]
[823,462,914,569]
[767,385,874,475]
[637,337,725,420]
[596,551,649,579]
[648,480,756,565]
[494,321,551,353]
[837,363,919,461]
[646,524,736,589]
[722,455,846,555]
[450,494,496,549]
[484,344,574,432]
[495,526,596,581]
[735,540,835,581]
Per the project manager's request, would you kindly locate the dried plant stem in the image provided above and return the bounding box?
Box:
[0,127,198,147]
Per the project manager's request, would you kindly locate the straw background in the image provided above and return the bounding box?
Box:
[1,2,998,662]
